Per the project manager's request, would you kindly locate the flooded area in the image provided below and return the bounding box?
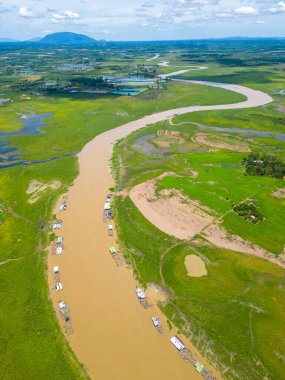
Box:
[0,113,58,169]
[185,255,208,277]
[0,140,20,167]
[189,122,285,141]
[105,75,158,96]
[48,78,272,380]
[132,134,171,157]
[0,112,52,138]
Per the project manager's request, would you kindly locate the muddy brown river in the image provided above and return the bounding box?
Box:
[48,79,272,379]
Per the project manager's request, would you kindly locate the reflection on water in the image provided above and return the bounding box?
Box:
[105,75,157,97]
[0,140,21,167]
[111,88,146,96]
[0,113,52,138]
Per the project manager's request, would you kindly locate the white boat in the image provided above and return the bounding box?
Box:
[152,316,163,334]
[56,247,63,255]
[151,316,160,328]
[53,266,59,274]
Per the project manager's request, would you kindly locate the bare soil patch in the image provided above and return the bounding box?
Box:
[154,130,185,148]
[201,224,285,268]
[184,254,207,277]
[146,283,170,304]
[24,74,42,81]
[129,176,214,240]
[26,179,61,203]
[193,133,250,152]
[272,187,285,198]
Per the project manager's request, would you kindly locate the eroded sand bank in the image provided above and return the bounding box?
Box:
[48,79,272,379]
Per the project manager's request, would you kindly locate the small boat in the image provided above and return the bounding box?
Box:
[108,224,113,236]
[151,316,163,334]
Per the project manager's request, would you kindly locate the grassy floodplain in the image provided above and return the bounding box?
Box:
[112,61,285,379]
[0,39,284,379]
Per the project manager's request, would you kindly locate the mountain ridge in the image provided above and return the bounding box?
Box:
[39,32,96,44]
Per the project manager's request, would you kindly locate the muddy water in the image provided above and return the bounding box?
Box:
[48,80,272,380]
[49,126,218,380]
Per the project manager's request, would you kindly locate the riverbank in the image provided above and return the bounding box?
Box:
[48,79,272,379]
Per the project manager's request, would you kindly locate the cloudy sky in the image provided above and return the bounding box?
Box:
[0,0,284,40]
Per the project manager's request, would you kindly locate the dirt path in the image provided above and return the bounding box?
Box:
[48,76,272,380]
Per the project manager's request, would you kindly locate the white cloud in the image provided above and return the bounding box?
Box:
[256,20,265,24]
[50,10,80,23]
[18,6,34,18]
[235,6,258,15]
[269,1,285,13]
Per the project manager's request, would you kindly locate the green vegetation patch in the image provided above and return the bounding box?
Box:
[232,201,264,224]
[243,152,285,179]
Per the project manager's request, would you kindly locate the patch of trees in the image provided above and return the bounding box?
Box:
[232,201,264,224]
[243,152,285,179]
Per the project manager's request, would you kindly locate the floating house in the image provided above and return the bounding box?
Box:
[109,246,117,255]
[56,236,63,244]
[59,301,67,310]
[55,282,63,292]
[195,362,205,373]
[56,247,63,255]
[170,336,185,351]
[104,202,111,211]
[136,288,146,300]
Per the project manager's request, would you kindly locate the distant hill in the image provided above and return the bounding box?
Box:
[0,38,19,42]
[39,32,96,45]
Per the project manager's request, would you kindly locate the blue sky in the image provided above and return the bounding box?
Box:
[0,0,284,40]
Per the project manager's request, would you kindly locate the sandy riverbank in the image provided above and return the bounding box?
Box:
[48,78,272,379]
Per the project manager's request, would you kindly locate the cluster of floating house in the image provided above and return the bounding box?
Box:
[104,194,126,266]
[170,336,216,379]
[50,195,73,335]
[50,194,216,378]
